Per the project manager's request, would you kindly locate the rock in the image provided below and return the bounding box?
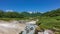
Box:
[44,30,54,34]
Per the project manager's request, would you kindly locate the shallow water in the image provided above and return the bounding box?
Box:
[22,22,37,34]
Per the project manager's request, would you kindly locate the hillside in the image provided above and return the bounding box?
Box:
[0,8,60,34]
[36,8,60,34]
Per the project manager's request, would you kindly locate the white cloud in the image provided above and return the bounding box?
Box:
[6,10,14,12]
[27,11,33,14]
[28,12,32,14]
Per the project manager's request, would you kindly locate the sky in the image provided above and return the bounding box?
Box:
[0,0,60,12]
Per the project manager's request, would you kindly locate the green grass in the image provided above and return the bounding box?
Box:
[0,18,21,21]
[36,16,60,33]
[0,17,31,21]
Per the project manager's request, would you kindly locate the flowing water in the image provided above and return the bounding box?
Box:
[22,21,37,34]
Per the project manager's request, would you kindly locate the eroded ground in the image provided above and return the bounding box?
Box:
[0,20,26,34]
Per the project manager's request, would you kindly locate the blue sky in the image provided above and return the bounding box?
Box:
[0,0,60,12]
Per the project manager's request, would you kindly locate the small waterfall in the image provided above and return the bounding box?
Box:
[22,21,37,34]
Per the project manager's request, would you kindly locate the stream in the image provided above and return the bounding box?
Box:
[22,21,37,34]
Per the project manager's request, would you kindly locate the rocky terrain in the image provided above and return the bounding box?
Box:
[0,20,26,34]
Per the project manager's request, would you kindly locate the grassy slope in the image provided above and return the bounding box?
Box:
[36,16,60,34]
[0,17,29,21]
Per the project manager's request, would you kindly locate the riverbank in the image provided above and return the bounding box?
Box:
[0,20,27,34]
